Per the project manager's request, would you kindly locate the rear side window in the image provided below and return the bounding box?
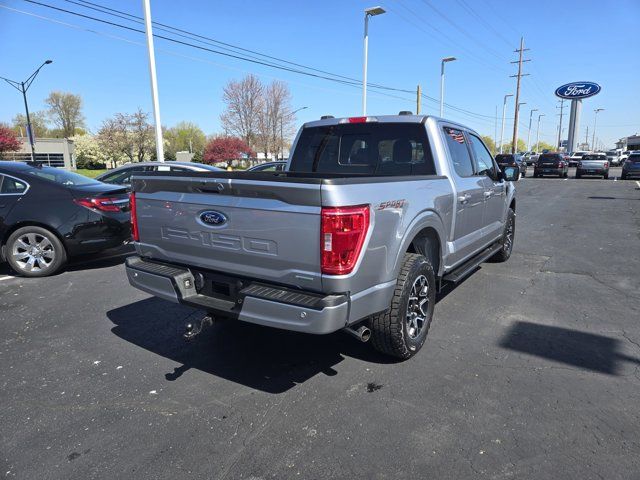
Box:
[495,154,514,163]
[289,123,435,176]
[443,127,474,177]
[539,154,560,162]
[0,175,28,194]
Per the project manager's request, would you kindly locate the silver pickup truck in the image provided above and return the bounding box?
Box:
[126,114,519,359]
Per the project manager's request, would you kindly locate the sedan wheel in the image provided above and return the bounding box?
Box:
[6,227,67,277]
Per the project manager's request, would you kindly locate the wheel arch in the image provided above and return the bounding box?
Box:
[1,222,67,261]
[393,211,446,279]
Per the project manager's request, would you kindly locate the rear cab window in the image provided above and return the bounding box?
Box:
[289,123,436,176]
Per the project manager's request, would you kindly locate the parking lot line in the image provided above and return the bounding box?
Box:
[636,181,640,188]
[0,275,14,282]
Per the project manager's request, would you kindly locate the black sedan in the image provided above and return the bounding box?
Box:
[495,154,527,178]
[247,161,287,172]
[0,162,131,277]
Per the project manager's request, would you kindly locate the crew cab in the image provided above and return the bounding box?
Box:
[125,115,518,359]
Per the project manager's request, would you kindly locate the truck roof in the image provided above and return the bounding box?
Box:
[303,114,471,131]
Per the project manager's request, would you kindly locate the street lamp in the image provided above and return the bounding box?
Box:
[535,113,546,154]
[280,106,308,160]
[1,60,53,162]
[439,56,457,117]
[499,94,513,154]
[592,108,604,151]
[526,108,538,152]
[362,6,386,116]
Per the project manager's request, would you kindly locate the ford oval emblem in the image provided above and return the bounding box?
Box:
[199,210,227,226]
[555,81,601,100]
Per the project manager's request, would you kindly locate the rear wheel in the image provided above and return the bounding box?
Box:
[621,173,627,180]
[5,226,67,277]
[576,171,582,179]
[369,253,436,360]
[604,173,609,179]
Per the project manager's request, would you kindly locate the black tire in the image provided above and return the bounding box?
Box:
[491,208,515,263]
[621,173,627,180]
[563,171,568,178]
[576,172,581,179]
[604,173,609,179]
[5,226,67,277]
[369,253,436,360]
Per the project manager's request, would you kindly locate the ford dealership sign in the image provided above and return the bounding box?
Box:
[555,81,601,100]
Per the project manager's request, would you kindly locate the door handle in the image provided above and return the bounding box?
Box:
[457,194,470,204]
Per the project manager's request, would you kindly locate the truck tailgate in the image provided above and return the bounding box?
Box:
[132,176,323,291]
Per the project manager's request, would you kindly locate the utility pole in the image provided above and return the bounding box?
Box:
[509,37,530,154]
[416,85,421,115]
[556,99,565,149]
[526,108,538,152]
[592,108,604,152]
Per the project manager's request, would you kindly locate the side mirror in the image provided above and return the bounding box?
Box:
[502,165,520,182]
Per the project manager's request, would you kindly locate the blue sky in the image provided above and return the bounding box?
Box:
[1,0,638,149]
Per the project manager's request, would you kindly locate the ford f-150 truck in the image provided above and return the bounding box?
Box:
[125,114,519,359]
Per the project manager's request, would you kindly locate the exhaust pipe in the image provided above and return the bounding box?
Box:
[344,325,371,343]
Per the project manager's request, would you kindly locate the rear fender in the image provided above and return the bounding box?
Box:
[392,210,447,278]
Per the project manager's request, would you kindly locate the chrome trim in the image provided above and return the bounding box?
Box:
[0,173,31,196]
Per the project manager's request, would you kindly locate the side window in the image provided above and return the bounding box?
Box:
[443,127,474,177]
[468,134,495,177]
[0,175,28,194]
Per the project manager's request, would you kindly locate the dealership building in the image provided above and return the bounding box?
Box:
[1,137,76,169]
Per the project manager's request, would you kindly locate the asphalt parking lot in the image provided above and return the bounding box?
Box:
[1,168,639,480]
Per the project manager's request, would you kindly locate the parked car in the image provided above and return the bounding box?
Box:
[534,153,569,178]
[247,161,287,172]
[0,163,131,277]
[95,161,222,187]
[605,150,622,166]
[523,151,539,166]
[568,151,589,167]
[495,153,527,177]
[621,153,640,180]
[125,114,519,359]
[576,153,609,179]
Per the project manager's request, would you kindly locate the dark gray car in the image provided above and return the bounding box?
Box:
[96,161,222,187]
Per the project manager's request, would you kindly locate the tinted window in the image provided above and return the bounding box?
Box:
[443,127,474,177]
[495,154,515,163]
[0,175,28,194]
[26,166,99,186]
[289,123,435,176]
[539,154,560,162]
[628,155,640,163]
[468,134,495,176]
[99,165,147,185]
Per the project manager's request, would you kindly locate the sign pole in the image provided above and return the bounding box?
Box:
[566,99,581,154]
[142,0,164,162]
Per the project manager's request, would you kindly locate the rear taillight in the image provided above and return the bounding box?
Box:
[558,161,565,168]
[74,196,125,212]
[578,162,582,168]
[604,162,608,168]
[321,205,370,275]
[130,192,139,242]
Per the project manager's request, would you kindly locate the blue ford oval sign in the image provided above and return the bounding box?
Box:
[555,81,601,100]
[199,210,227,226]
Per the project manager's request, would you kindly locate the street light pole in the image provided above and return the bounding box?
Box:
[592,108,604,151]
[526,108,538,152]
[280,106,308,160]
[499,94,513,154]
[440,56,457,117]
[535,113,545,153]
[362,6,386,116]
[142,0,165,162]
[1,60,53,162]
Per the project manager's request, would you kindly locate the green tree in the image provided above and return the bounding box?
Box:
[481,135,496,155]
[535,141,557,152]
[164,121,206,161]
[502,138,527,153]
[45,91,85,138]
[71,134,106,169]
[12,112,49,138]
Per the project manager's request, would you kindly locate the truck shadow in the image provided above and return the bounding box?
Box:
[498,321,640,375]
[107,297,397,394]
